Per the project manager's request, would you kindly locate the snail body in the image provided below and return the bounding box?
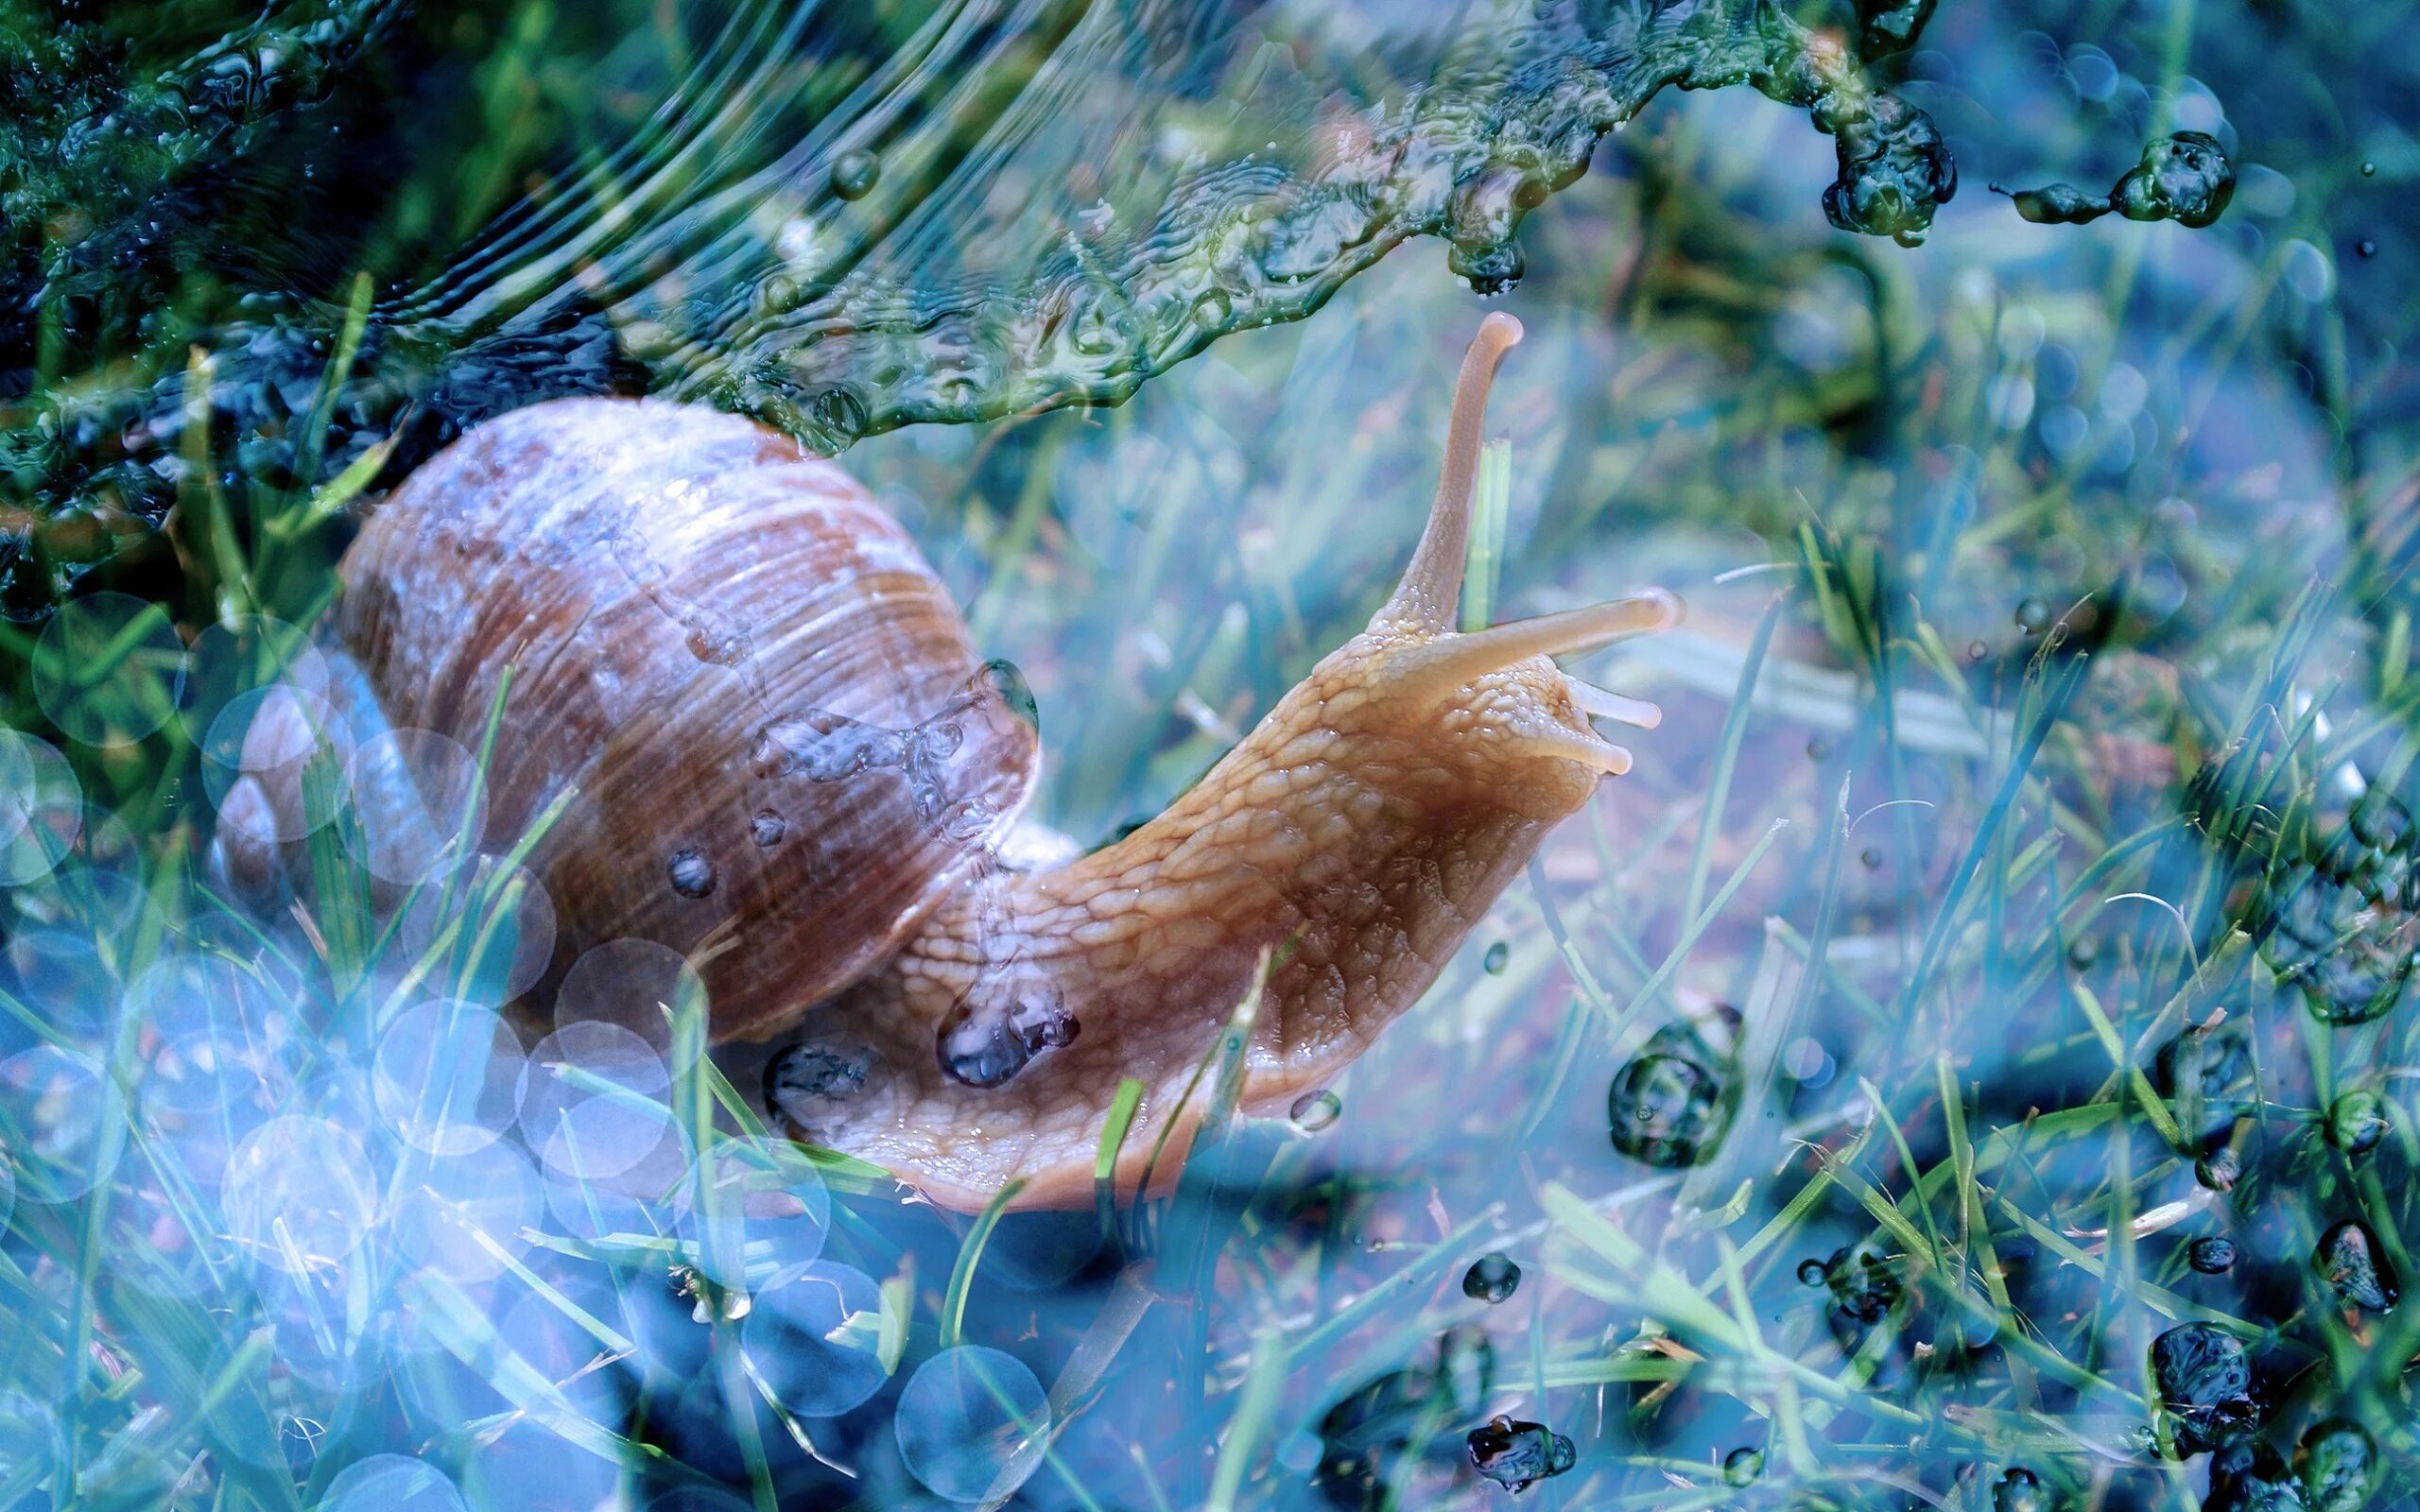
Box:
[221,314,1677,1210]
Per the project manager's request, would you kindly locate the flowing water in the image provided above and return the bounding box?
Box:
[2,1,2418,1509]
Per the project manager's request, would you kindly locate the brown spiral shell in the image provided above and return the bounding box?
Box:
[337,398,1040,1040]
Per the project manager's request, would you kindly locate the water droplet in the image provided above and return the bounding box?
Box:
[1462,1252,1520,1303]
[750,809,787,847]
[667,846,717,899]
[2208,1438,2295,1511]
[1967,639,1990,661]
[1860,846,1884,868]
[2298,1418,2378,1512]
[1806,736,1832,761]
[828,147,881,201]
[1796,1258,1829,1287]
[1995,1467,2049,1512]
[1608,1013,1737,1168]
[2149,1322,2256,1455]
[2314,1219,2396,1312]
[937,986,1079,1088]
[1818,1246,1904,1353]
[2195,1147,2243,1193]
[2325,1091,2390,1155]
[1465,1416,1575,1492]
[894,1345,1050,1503]
[2015,596,2052,632]
[1290,1088,1341,1131]
[1723,1446,1765,1486]
[2187,1236,2238,1275]
[1994,132,2234,230]
[2066,936,2100,971]
[1482,941,1509,974]
[2361,161,2378,177]
[743,1261,892,1418]
[2357,239,2377,258]
[765,1036,893,1143]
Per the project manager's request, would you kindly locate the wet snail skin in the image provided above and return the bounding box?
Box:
[216,313,1678,1211]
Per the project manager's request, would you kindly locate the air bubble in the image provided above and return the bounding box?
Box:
[343,728,488,885]
[179,614,327,742]
[519,1022,676,1182]
[373,998,527,1155]
[389,1142,543,1284]
[395,853,558,1005]
[557,937,707,1074]
[895,1346,1051,1503]
[677,1135,832,1288]
[317,1452,471,1512]
[32,592,186,747]
[1290,1089,1341,1131]
[741,1261,892,1417]
[0,1045,125,1203]
[223,1114,377,1274]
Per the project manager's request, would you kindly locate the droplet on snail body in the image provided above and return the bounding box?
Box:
[1464,1415,1575,1493]
[1482,941,1509,974]
[2298,1418,2379,1512]
[937,989,1079,1088]
[2325,1091,2390,1155]
[894,1345,1050,1503]
[1289,1088,1341,1131]
[765,1037,892,1142]
[2187,1236,2238,1275]
[749,809,786,847]
[2149,1322,2256,1455]
[1461,1252,1520,1303]
[2314,1219,2396,1312]
[667,847,717,899]
[828,147,881,200]
[1722,1446,1765,1486]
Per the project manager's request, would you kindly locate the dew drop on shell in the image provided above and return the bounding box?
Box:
[1461,1251,1520,1303]
[828,147,881,201]
[750,809,787,848]
[1289,1088,1341,1132]
[667,847,717,899]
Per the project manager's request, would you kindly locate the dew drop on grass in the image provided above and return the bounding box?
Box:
[1608,1012,1737,1168]
[742,1262,891,1418]
[1995,1467,2049,1512]
[828,147,881,200]
[2297,1418,2379,1512]
[1723,1446,1765,1486]
[2188,1236,2238,1275]
[2325,1091,2389,1155]
[2149,1322,2256,1455]
[1967,638,1990,661]
[2314,1219,2396,1313]
[894,1345,1050,1503]
[2196,1146,2244,1193]
[1461,1252,1520,1303]
[1482,940,1509,974]
[1465,1415,1575,1492]
[2015,596,2052,633]
[1290,1088,1340,1131]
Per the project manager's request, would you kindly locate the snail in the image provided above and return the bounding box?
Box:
[212,313,1678,1211]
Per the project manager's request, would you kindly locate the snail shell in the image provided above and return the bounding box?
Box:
[336,399,1038,1040]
